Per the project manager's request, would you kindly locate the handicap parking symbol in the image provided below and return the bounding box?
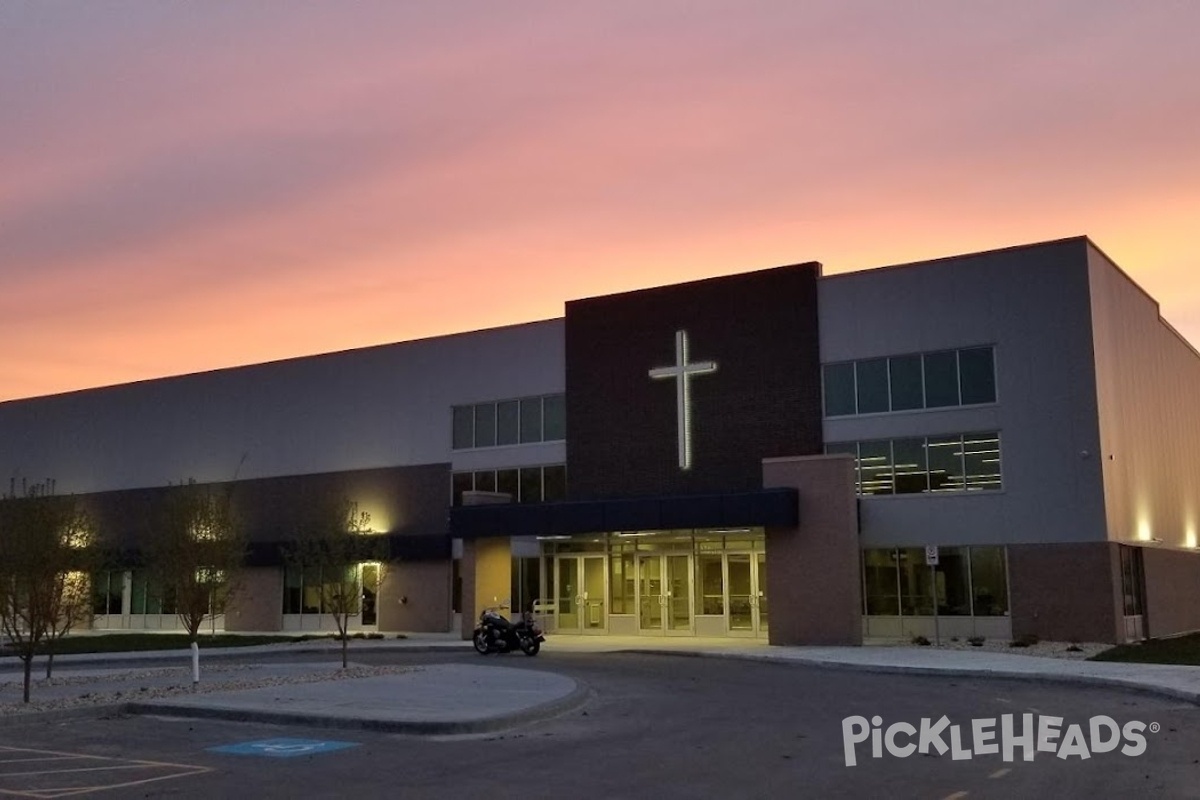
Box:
[208,738,360,758]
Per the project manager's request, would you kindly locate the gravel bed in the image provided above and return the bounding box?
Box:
[0,664,419,715]
[877,638,1111,660]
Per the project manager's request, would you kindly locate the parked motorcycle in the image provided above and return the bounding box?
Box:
[473,607,544,656]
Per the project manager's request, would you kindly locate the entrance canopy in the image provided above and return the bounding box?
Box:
[449,488,798,540]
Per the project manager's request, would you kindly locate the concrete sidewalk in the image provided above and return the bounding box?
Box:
[125,663,586,735]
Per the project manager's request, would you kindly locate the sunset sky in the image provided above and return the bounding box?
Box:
[2,2,1199,402]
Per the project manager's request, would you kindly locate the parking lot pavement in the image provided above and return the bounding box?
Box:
[2,652,1200,799]
[0,744,210,798]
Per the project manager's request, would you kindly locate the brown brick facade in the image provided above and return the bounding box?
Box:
[565,263,823,500]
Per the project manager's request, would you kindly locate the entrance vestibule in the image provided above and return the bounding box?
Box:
[539,529,768,638]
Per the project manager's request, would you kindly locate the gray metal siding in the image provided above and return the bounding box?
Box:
[1,319,565,494]
[820,239,1108,547]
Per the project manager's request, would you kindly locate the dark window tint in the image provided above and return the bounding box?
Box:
[958,347,996,405]
[520,398,542,443]
[970,546,1009,616]
[452,472,474,506]
[855,359,889,414]
[473,470,496,493]
[496,468,519,499]
[473,404,496,447]
[923,351,959,408]
[452,406,474,450]
[542,465,567,501]
[496,401,519,446]
[543,394,566,441]
[888,355,923,411]
[519,467,542,502]
[823,363,856,416]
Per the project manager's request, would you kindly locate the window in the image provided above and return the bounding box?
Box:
[858,440,894,495]
[452,406,474,450]
[898,548,934,616]
[496,400,519,446]
[473,404,496,448]
[823,363,856,417]
[923,351,959,408]
[543,394,566,441]
[542,465,567,502]
[519,398,542,444]
[862,550,899,615]
[610,551,634,614]
[697,554,725,615]
[452,394,565,449]
[823,347,996,417]
[963,433,1002,490]
[828,433,1001,496]
[959,347,996,405]
[927,435,965,492]
[863,546,1009,617]
[935,547,971,616]
[889,355,924,411]
[497,468,519,499]
[451,472,474,505]
[519,467,542,502]
[970,546,1009,616]
[855,359,889,415]
[474,470,496,493]
[91,571,123,616]
[892,438,929,494]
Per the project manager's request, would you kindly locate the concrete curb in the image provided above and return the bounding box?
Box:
[122,680,592,736]
[0,641,471,671]
[0,702,127,728]
[622,648,1200,707]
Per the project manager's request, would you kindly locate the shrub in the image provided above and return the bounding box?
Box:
[1009,634,1040,648]
[967,636,986,647]
[1066,644,1083,653]
[366,632,384,640]
[911,635,931,646]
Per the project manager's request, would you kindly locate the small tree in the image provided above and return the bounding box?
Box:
[0,486,93,702]
[42,508,99,679]
[144,480,245,685]
[284,497,385,669]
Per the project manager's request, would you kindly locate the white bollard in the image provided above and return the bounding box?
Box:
[191,641,200,686]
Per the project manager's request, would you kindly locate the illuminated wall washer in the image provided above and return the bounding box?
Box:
[649,329,717,471]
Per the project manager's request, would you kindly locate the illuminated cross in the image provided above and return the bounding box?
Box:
[649,330,717,470]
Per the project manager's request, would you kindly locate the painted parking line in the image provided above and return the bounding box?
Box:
[0,746,210,799]
[208,738,360,759]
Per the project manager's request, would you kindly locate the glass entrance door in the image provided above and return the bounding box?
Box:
[727,553,767,637]
[555,555,607,634]
[637,554,693,635]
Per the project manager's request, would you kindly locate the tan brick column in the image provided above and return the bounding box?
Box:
[762,454,861,646]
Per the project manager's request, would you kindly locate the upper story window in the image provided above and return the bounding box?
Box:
[823,347,996,418]
[452,393,565,450]
[825,432,1002,496]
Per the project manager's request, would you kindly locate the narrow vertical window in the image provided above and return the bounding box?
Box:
[958,347,997,405]
[855,358,889,414]
[452,406,474,450]
[923,351,960,408]
[823,363,856,416]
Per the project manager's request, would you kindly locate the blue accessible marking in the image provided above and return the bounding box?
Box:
[208,738,360,758]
